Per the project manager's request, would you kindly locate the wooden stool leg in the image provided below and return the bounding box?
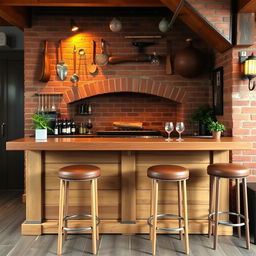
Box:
[213,177,220,250]
[177,180,183,240]
[182,180,189,255]
[208,176,215,237]
[242,178,250,249]
[152,179,158,256]
[64,181,69,240]
[57,179,65,255]
[91,179,97,255]
[236,179,241,238]
[95,179,99,240]
[149,179,155,240]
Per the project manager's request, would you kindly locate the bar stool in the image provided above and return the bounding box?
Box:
[207,163,250,250]
[147,165,189,255]
[57,165,101,255]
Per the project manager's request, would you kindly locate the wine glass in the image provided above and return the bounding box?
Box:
[165,122,174,142]
[176,122,185,142]
[86,119,93,134]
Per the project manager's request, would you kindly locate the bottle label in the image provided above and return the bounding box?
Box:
[54,128,58,135]
[66,127,71,134]
[71,128,76,133]
[62,128,66,134]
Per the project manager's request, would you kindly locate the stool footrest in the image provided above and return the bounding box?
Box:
[148,213,184,232]
[209,211,245,227]
[63,214,100,232]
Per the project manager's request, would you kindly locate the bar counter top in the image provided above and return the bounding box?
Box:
[6,136,251,151]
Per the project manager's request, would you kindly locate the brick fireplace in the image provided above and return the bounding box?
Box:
[24,15,212,136]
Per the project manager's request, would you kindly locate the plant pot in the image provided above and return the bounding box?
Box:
[35,129,47,141]
[212,131,221,140]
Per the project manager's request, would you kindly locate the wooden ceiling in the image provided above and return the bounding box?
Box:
[0,0,254,53]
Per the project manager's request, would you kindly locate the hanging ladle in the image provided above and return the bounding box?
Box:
[70,45,79,83]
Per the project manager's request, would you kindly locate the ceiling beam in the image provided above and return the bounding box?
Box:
[238,0,256,12]
[0,6,29,30]
[160,0,232,53]
[0,0,163,7]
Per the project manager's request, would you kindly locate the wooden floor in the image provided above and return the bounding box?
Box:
[1,190,256,256]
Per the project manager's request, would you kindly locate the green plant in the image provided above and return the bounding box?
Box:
[191,106,214,125]
[32,113,52,130]
[207,121,225,132]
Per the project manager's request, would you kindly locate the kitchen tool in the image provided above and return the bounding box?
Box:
[41,94,44,112]
[51,95,56,111]
[78,48,85,78]
[95,39,108,66]
[88,40,98,74]
[39,40,51,82]
[166,40,172,75]
[70,45,79,83]
[38,94,41,112]
[56,40,68,81]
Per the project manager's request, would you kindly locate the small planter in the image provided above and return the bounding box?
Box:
[35,129,47,141]
[212,131,221,140]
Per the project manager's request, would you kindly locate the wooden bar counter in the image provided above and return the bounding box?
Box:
[6,137,252,235]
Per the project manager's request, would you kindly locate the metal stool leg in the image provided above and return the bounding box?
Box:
[149,179,155,240]
[57,179,65,255]
[182,180,189,254]
[177,180,183,240]
[208,175,215,237]
[95,179,99,240]
[236,179,241,238]
[91,179,97,254]
[242,178,250,249]
[213,177,221,250]
[63,181,69,240]
[152,179,158,256]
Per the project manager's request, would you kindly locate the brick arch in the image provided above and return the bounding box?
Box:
[63,78,187,104]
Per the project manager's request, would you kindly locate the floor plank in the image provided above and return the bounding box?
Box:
[1,190,256,256]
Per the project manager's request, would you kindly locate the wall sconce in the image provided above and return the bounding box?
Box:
[240,51,256,91]
[70,19,79,32]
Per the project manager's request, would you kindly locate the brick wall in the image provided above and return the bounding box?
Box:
[187,0,231,40]
[215,40,256,179]
[24,15,212,136]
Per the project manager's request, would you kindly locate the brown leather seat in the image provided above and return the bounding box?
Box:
[207,163,250,178]
[59,165,101,180]
[147,165,189,180]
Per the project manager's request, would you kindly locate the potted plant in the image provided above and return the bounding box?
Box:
[32,113,52,141]
[207,121,225,140]
[191,106,214,136]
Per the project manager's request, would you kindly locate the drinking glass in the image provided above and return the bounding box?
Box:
[165,122,174,142]
[86,119,93,134]
[176,122,185,142]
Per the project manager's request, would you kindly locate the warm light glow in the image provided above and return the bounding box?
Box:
[244,58,256,76]
[70,19,79,32]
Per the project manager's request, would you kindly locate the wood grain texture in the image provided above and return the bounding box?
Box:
[0,0,163,7]
[121,151,136,223]
[6,137,252,151]
[160,0,232,53]
[238,0,256,12]
[25,150,43,227]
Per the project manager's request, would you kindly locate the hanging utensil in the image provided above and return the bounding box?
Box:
[39,40,51,82]
[95,39,108,66]
[78,49,85,78]
[56,40,68,81]
[41,94,44,112]
[70,45,79,83]
[51,95,56,111]
[88,40,98,74]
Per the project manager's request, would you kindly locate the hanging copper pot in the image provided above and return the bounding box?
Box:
[174,38,204,78]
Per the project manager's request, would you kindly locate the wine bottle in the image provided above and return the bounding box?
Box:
[71,120,76,135]
[62,119,67,134]
[54,119,58,135]
[66,119,71,135]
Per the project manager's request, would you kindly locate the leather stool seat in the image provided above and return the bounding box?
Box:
[59,165,101,180]
[207,163,250,178]
[147,165,189,180]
